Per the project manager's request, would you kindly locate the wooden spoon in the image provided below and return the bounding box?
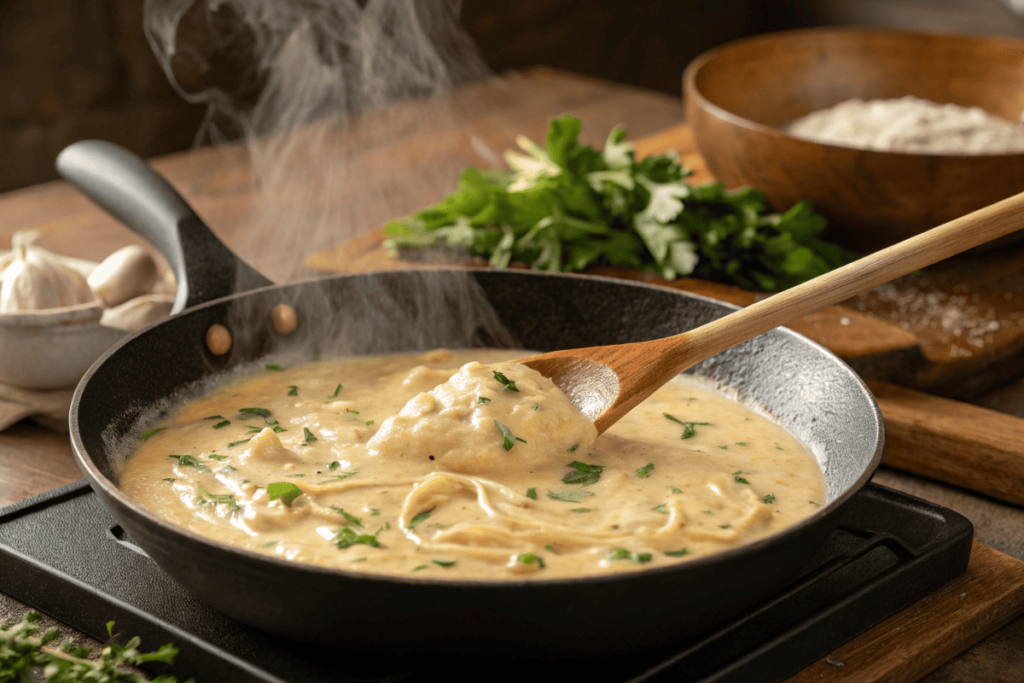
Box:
[521,191,1024,433]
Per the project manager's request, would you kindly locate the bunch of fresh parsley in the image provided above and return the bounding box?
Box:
[385,115,849,291]
[0,612,187,682]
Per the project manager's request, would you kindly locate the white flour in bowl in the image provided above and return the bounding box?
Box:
[786,96,1024,154]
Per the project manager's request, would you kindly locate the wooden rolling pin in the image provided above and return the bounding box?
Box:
[869,380,1024,506]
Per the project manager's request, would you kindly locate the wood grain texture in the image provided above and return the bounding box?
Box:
[870,380,1024,508]
[684,27,1024,253]
[787,541,1024,683]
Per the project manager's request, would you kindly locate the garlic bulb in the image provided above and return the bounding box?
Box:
[87,245,159,307]
[0,232,96,313]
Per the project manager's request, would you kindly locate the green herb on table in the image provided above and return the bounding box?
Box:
[635,463,654,478]
[267,481,304,507]
[562,461,603,486]
[0,612,186,683]
[384,115,848,291]
[663,413,710,439]
[547,489,594,503]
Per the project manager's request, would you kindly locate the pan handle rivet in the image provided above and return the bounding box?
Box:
[206,324,232,356]
[272,303,298,334]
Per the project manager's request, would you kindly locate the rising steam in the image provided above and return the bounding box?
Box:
[144,0,494,282]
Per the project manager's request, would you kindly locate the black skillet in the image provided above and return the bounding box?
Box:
[59,140,883,658]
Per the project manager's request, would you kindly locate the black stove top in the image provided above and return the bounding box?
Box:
[0,480,972,683]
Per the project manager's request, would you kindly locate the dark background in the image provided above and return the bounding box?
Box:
[1,0,1022,193]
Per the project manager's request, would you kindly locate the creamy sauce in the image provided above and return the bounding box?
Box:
[121,349,826,579]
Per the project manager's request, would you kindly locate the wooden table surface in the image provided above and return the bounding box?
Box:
[2,67,1024,682]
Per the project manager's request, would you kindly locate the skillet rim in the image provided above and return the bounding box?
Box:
[68,267,884,589]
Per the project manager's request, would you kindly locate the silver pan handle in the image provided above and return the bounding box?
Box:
[56,140,272,314]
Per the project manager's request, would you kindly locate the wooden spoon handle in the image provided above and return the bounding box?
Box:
[677,189,1024,370]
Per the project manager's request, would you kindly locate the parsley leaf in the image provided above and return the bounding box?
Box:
[762,493,776,504]
[517,553,545,568]
[204,415,230,429]
[635,463,654,478]
[141,426,165,440]
[665,547,689,557]
[493,419,520,450]
[333,526,382,550]
[409,507,435,528]
[663,413,710,439]
[288,385,298,396]
[304,427,318,443]
[561,461,603,486]
[238,407,271,418]
[197,482,239,510]
[547,489,594,503]
[526,487,537,500]
[168,454,211,473]
[329,506,363,527]
[491,370,520,392]
[267,482,304,506]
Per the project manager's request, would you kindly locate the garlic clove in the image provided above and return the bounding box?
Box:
[87,245,159,308]
[100,293,174,332]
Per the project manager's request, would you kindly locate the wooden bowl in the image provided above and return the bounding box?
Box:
[683,27,1024,252]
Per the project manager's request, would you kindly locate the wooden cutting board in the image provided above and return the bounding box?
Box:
[788,541,1024,682]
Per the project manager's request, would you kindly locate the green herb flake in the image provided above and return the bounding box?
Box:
[207,454,227,461]
[663,413,711,439]
[517,553,545,568]
[304,427,319,443]
[266,363,284,371]
[318,471,358,484]
[223,465,237,473]
[334,526,382,550]
[720,524,731,529]
[348,409,360,415]
[412,565,428,572]
[351,557,367,563]
[547,489,595,503]
[635,463,654,478]
[409,507,435,529]
[227,438,252,448]
[609,548,651,564]
[570,507,592,513]
[204,415,231,429]
[493,419,519,451]
[652,503,669,514]
[568,444,579,453]
[433,560,456,568]
[809,500,820,507]
[735,477,750,485]
[736,441,748,446]
[141,426,165,441]
[562,461,604,486]
[492,370,519,392]
[162,478,175,482]
[531,403,539,410]
[197,482,239,510]
[670,486,683,494]
[665,547,689,557]
[267,481,304,507]
[261,540,279,547]
[365,420,374,426]
[526,487,537,500]
[762,493,776,504]
[329,383,343,399]
[370,508,380,516]
[330,506,363,527]
[168,454,211,473]
[288,385,298,396]
[478,396,491,404]
[238,407,271,418]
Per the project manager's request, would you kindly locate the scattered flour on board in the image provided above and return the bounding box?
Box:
[785,96,1024,154]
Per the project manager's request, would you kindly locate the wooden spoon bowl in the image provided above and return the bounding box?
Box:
[684,27,1024,253]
